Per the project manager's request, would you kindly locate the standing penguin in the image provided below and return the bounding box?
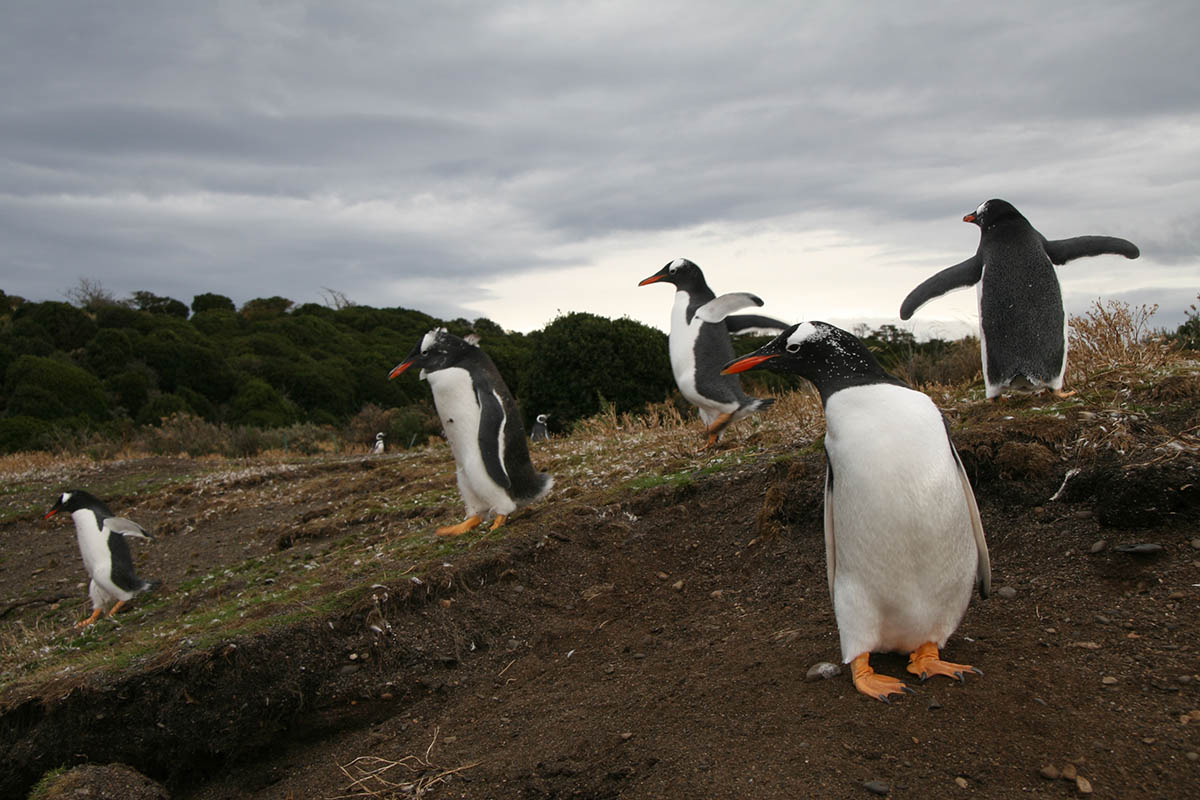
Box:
[372,432,386,454]
[639,258,788,448]
[900,199,1140,399]
[723,321,990,701]
[43,490,154,629]
[530,414,550,442]
[389,328,553,535]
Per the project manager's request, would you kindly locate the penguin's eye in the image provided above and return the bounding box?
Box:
[785,343,801,353]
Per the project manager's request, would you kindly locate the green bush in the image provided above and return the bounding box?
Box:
[0,415,52,453]
[5,355,110,420]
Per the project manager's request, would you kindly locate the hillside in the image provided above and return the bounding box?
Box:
[2,335,1198,798]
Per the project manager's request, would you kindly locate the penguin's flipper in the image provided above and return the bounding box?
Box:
[899,255,982,320]
[823,462,836,598]
[1043,235,1140,265]
[950,441,991,598]
[474,385,513,490]
[105,517,151,541]
[695,292,764,324]
[725,314,790,336]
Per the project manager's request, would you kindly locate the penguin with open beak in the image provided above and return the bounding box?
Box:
[723,321,990,701]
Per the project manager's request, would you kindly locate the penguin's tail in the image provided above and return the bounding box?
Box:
[138,579,160,595]
[741,396,775,416]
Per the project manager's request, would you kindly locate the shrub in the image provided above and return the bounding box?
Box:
[5,355,110,420]
[0,415,52,453]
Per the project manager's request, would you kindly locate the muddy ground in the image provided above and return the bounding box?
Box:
[2,397,1199,799]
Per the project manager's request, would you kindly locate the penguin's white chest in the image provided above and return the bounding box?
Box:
[71,509,111,581]
[668,291,703,404]
[426,367,514,513]
[824,384,977,659]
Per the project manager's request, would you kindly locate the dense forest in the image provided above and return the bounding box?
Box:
[2,283,1193,456]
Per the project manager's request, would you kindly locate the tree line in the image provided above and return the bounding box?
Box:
[0,282,1080,455]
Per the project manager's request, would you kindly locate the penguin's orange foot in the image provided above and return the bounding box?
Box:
[106,599,127,619]
[75,608,103,629]
[851,653,915,703]
[907,642,982,683]
[436,515,483,536]
[488,514,508,531]
[1052,389,1076,399]
[701,412,734,450]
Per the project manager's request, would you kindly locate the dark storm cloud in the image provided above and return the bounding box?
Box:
[0,1,1196,326]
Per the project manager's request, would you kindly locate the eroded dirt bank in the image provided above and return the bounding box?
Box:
[4,435,1198,799]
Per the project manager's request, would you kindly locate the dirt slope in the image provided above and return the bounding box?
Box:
[3,403,1199,799]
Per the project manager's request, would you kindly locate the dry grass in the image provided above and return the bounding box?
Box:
[1068,299,1176,386]
[334,727,479,798]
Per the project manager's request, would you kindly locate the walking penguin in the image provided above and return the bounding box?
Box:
[639,258,787,447]
[389,329,553,535]
[43,490,154,628]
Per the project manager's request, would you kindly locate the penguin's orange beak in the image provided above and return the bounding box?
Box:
[963,212,978,224]
[638,274,665,286]
[388,361,414,379]
[43,508,59,520]
[721,353,777,375]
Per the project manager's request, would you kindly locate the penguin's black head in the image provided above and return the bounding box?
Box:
[388,328,478,379]
[535,413,549,424]
[963,199,1024,230]
[721,321,898,402]
[638,258,708,293]
[44,489,104,520]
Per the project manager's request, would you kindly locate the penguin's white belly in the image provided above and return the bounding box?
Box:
[70,509,130,601]
[668,292,736,422]
[426,368,515,515]
[824,385,977,660]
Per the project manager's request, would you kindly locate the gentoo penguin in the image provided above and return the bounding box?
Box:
[639,258,788,447]
[530,414,550,442]
[900,199,1140,399]
[43,490,154,629]
[372,432,386,454]
[389,328,553,535]
[723,321,991,701]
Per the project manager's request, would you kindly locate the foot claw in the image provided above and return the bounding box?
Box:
[907,642,980,685]
[902,685,917,695]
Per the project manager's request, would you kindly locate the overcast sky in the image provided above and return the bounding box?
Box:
[2,1,1197,339]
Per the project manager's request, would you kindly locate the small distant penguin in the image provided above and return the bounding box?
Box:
[900,199,1140,399]
[639,258,788,448]
[389,328,553,535]
[372,432,386,454]
[43,490,154,629]
[530,413,550,442]
[723,321,990,702]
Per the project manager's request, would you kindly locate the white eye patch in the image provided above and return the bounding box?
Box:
[786,322,821,348]
[669,257,687,270]
[61,491,72,504]
[975,200,988,216]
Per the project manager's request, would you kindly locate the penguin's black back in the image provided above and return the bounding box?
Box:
[465,349,551,502]
[979,217,1065,384]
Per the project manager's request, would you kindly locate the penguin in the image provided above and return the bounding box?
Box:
[639,258,788,448]
[43,489,154,629]
[389,328,553,535]
[530,413,550,442]
[900,199,1140,399]
[372,432,386,454]
[722,321,990,702]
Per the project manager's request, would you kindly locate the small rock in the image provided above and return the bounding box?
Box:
[1074,509,1093,519]
[1186,751,1198,762]
[928,698,943,711]
[671,579,685,591]
[620,731,634,741]
[656,571,669,580]
[1061,762,1078,781]
[710,589,724,599]
[1089,540,1107,553]
[1072,641,1102,650]
[1076,775,1093,794]
[1191,538,1200,550]
[997,586,1017,599]
[954,776,968,789]
[806,661,842,681]
[1113,543,1164,554]
[863,780,889,796]
[1039,765,1060,780]
[1094,615,1110,624]
[1168,590,1187,600]
[1101,676,1118,685]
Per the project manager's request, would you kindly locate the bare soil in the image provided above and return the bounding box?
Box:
[2,398,1199,799]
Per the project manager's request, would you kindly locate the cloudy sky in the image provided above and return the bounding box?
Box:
[3,1,1197,338]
